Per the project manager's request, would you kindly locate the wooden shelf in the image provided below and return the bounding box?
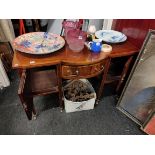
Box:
[29,70,59,96]
[105,74,121,84]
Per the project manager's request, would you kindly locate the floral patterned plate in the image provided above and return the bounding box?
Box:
[95,30,127,43]
[13,32,65,55]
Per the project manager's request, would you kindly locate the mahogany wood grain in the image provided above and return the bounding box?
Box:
[105,75,121,84]
[18,69,36,120]
[61,61,105,79]
[29,70,59,96]
[13,35,139,119]
[18,67,60,120]
[12,42,138,69]
[57,64,63,109]
[97,58,111,101]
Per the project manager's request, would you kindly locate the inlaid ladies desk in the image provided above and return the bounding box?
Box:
[12,41,138,120]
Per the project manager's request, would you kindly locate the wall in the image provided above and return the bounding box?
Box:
[112,19,155,49]
[103,19,113,30]
[47,19,104,35]
[88,19,104,31]
[47,19,64,35]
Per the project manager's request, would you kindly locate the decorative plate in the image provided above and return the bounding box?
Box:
[13,32,65,55]
[95,30,127,43]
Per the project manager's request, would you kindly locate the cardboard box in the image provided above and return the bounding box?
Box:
[63,79,96,113]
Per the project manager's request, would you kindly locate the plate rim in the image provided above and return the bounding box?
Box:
[95,30,127,43]
[13,32,65,55]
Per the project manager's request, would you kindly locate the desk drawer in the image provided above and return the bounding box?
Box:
[62,62,105,79]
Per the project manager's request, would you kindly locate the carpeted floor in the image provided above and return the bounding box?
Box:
[0,71,144,135]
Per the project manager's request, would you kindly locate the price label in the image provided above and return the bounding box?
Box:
[78,36,82,40]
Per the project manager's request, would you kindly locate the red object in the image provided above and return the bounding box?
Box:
[62,20,83,37]
[79,19,83,25]
[62,21,79,38]
[142,113,155,135]
[112,19,155,49]
[19,19,26,35]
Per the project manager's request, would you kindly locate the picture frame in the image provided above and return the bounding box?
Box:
[117,29,155,126]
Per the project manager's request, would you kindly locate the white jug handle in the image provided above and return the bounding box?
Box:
[88,41,93,50]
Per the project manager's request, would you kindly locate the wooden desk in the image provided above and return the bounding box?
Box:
[12,41,138,69]
[12,41,139,119]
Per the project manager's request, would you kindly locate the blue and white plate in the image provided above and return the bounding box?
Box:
[95,30,127,43]
[13,32,65,55]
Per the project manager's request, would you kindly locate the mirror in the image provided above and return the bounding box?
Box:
[117,30,155,126]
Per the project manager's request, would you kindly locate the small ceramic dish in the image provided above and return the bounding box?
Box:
[101,44,112,52]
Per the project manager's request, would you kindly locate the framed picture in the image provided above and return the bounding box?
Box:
[117,30,155,126]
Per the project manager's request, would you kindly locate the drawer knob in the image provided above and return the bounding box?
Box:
[76,70,79,75]
[67,70,70,73]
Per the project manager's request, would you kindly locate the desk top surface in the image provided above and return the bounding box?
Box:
[12,41,139,69]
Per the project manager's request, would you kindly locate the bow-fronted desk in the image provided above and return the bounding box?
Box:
[12,42,138,120]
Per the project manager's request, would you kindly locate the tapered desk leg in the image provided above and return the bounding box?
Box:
[18,69,36,120]
[116,56,133,93]
[57,64,63,111]
[96,58,111,104]
[18,94,34,120]
[17,69,23,78]
[32,102,37,120]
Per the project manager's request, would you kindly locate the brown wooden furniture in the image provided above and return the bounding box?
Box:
[13,45,112,120]
[12,41,138,70]
[18,67,60,120]
[60,59,110,106]
[13,36,140,120]
[14,19,155,120]
[103,41,139,93]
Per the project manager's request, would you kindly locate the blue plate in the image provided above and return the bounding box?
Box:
[95,30,127,43]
